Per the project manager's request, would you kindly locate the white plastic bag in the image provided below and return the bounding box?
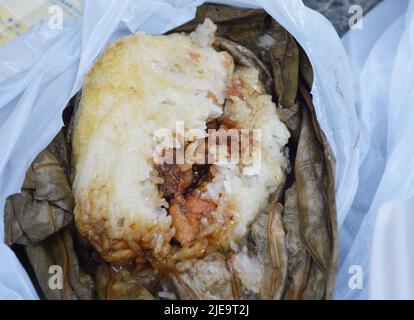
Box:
[0,0,358,299]
[337,0,414,299]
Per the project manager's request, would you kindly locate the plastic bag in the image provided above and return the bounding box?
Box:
[337,0,414,299]
[0,0,358,299]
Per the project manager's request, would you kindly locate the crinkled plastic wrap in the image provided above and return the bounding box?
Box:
[0,0,357,299]
[337,0,414,299]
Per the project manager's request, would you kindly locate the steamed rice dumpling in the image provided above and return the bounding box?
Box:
[5,4,339,300]
[72,19,290,268]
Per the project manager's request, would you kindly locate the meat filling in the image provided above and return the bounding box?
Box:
[155,115,240,248]
[156,161,216,247]
[169,195,216,247]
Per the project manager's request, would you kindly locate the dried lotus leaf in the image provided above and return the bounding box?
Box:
[214,36,273,90]
[5,192,72,245]
[173,4,269,56]
[94,264,111,300]
[172,253,234,300]
[248,204,287,300]
[226,250,260,300]
[4,194,30,245]
[4,138,73,246]
[22,165,36,190]
[277,102,302,142]
[175,4,265,31]
[295,108,331,272]
[33,151,72,210]
[103,267,157,300]
[61,230,96,300]
[25,229,95,300]
[25,237,73,300]
[298,81,338,299]
[174,4,266,31]
[92,245,159,300]
[323,148,338,299]
[283,184,311,300]
[299,47,314,89]
[109,286,154,300]
[224,252,248,300]
[46,131,71,177]
[64,91,82,179]
[213,12,269,55]
[302,262,326,300]
[265,21,299,108]
[266,203,288,299]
